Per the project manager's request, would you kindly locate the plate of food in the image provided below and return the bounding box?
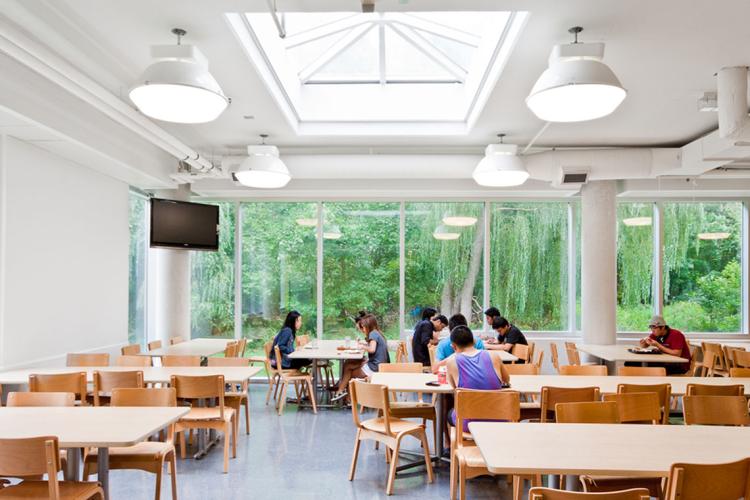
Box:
[628,347,660,354]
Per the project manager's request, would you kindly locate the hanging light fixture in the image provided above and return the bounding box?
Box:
[526,27,626,123]
[295,218,318,227]
[622,217,652,227]
[472,134,529,187]
[433,225,460,241]
[442,213,478,227]
[130,29,230,123]
[323,225,342,240]
[698,232,730,240]
[234,135,291,189]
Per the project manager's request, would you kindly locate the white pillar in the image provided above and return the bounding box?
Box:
[581,181,617,345]
[150,184,191,343]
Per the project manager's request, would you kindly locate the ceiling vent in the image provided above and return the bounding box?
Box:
[553,167,589,188]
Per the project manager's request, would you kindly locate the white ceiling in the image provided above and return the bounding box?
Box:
[7,0,750,155]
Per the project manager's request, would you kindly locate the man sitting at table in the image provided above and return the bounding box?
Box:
[485,316,527,352]
[431,314,485,374]
[639,314,692,374]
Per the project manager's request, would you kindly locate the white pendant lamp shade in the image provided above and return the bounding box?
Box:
[433,225,460,240]
[698,232,730,240]
[235,145,291,189]
[323,225,342,240]
[472,143,529,187]
[442,214,478,227]
[295,218,318,227]
[622,217,652,227]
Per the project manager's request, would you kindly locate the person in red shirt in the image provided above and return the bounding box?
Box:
[639,315,692,374]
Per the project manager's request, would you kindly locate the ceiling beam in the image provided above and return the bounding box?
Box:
[298,23,374,82]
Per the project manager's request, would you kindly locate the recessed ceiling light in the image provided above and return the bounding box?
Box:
[622,217,652,227]
[433,225,461,240]
[698,232,730,240]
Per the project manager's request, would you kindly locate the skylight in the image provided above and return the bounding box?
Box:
[226,10,528,135]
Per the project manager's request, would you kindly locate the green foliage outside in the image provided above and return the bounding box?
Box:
[127,193,147,345]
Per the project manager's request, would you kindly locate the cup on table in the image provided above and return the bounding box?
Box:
[345,336,351,348]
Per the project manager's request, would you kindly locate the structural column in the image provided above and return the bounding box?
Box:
[150,184,191,344]
[580,181,617,345]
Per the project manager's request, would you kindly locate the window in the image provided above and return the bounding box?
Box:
[617,203,654,331]
[405,202,484,330]
[323,202,400,339]
[490,202,568,331]
[241,203,318,350]
[663,202,742,332]
[128,191,148,346]
[191,202,236,338]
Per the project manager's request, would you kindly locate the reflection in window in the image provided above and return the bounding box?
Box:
[405,202,484,329]
[663,202,741,332]
[617,203,654,331]
[191,202,235,338]
[128,191,148,346]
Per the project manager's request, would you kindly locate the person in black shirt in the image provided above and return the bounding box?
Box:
[486,316,527,352]
[484,306,501,330]
[412,307,437,366]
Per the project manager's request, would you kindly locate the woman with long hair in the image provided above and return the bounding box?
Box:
[270,310,311,370]
[332,313,390,402]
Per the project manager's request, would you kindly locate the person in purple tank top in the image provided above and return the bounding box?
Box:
[445,325,509,431]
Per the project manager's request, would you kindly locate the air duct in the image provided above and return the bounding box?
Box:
[718,66,750,140]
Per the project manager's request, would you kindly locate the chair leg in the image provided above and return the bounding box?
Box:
[450,450,458,500]
[179,432,186,459]
[277,381,287,415]
[348,430,362,481]
[512,475,522,500]
[386,436,403,496]
[307,378,318,413]
[169,451,177,500]
[223,425,230,474]
[244,396,250,435]
[154,458,163,500]
[419,430,434,483]
[231,419,237,458]
[458,456,467,500]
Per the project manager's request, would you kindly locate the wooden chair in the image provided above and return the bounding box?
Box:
[29,372,87,405]
[724,346,746,369]
[162,355,201,367]
[732,349,750,369]
[115,355,152,367]
[170,375,236,473]
[550,343,561,372]
[617,383,671,424]
[147,340,162,351]
[617,366,666,376]
[534,350,545,370]
[258,340,277,406]
[527,342,536,363]
[664,458,750,500]
[84,388,177,500]
[66,353,109,367]
[207,357,252,435]
[395,341,408,363]
[450,389,529,500]
[511,344,531,363]
[92,370,144,406]
[0,436,104,499]
[730,367,750,377]
[428,344,438,367]
[273,346,317,415]
[7,391,75,407]
[505,364,540,375]
[555,401,619,424]
[348,380,433,496]
[529,488,650,500]
[602,392,661,424]
[540,386,600,423]
[223,341,240,358]
[700,342,728,376]
[378,363,437,449]
[236,338,247,357]
[565,342,581,365]
[121,343,141,356]
[169,336,185,345]
[559,365,608,376]
[685,383,744,396]
[682,395,750,425]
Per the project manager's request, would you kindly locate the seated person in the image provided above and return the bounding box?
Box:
[432,313,484,374]
[270,311,311,370]
[332,314,390,402]
[445,326,508,431]
[638,314,691,375]
[485,316,527,352]
[431,314,449,340]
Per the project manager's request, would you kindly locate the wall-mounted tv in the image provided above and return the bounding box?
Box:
[150,198,219,251]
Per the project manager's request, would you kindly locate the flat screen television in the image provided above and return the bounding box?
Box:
[150,198,219,251]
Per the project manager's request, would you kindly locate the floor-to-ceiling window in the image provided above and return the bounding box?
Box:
[617,203,654,331]
[191,202,236,338]
[128,191,148,346]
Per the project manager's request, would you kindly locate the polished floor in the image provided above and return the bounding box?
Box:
[108,384,519,499]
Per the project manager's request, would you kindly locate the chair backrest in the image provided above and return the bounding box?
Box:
[534,349,545,369]
[540,386,600,422]
[115,355,152,367]
[559,364,608,376]
[701,342,727,372]
[224,341,240,358]
[273,346,285,373]
[147,340,162,351]
[92,370,144,406]
[428,344,437,366]
[111,387,177,407]
[686,383,744,396]
[617,366,667,377]
[66,353,109,367]
[171,375,227,419]
[724,346,746,369]
[207,356,251,367]
[732,349,750,369]
[555,401,619,424]
[395,341,408,363]
[237,338,247,357]
[169,336,185,345]
[730,367,750,377]
[683,395,750,425]
[664,458,750,500]
[349,380,393,434]
[378,362,423,373]
[617,383,671,424]
[455,389,520,447]
[504,363,540,376]
[550,343,560,372]
[0,436,61,496]
[527,342,535,362]
[162,355,202,367]
[7,392,75,407]
[28,372,87,403]
[121,343,141,356]
[512,343,530,363]
[529,487,650,500]
[565,346,581,365]
[602,392,661,424]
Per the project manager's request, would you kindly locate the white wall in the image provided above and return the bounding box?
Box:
[0,136,129,369]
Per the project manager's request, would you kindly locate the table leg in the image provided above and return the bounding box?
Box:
[63,447,81,481]
[97,447,110,500]
[435,393,445,458]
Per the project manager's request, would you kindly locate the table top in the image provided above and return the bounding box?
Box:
[370,372,454,393]
[689,340,750,350]
[508,374,750,395]
[0,407,188,448]
[142,338,234,357]
[469,422,750,477]
[289,339,366,360]
[578,344,688,363]
[0,366,262,385]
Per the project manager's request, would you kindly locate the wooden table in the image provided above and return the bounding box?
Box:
[470,422,750,477]
[0,406,188,499]
[508,374,750,395]
[578,344,688,373]
[289,340,366,407]
[141,338,234,358]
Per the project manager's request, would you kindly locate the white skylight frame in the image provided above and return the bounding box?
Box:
[225,10,528,135]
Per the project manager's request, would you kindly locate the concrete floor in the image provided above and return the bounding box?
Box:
[108,384,520,499]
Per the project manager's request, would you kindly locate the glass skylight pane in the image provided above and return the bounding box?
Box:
[417,31,474,72]
[314,26,379,80]
[282,12,353,36]
[385,25,455,81]
[287,33,347,74]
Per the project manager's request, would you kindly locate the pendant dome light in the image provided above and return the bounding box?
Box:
[442,213,478,227]
[526,27,626,123]
[130,28,230,124]
[234,135,291,189]
[472,134,529,187]
[433,225,461,241]
[698,232,730,240]
[323,225,343,240]
[622,217,652,227]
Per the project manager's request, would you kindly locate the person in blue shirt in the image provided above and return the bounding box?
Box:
[431,313,485,374]
[270,310,311,370]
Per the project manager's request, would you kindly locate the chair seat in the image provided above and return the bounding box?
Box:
[454,446,487,468]
[0,480,103,499]
[520,401,540,409]
[87,441,173,460]
[247,355,266,362]
[449,425,474,443]
[224,391,248,399]
[361,417,423,435]
[180,407,234,422]
[389,401,436,419]
[580,475,663,497]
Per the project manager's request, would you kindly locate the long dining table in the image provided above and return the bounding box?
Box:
[139,338,235,360]
[577,344,688,373]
